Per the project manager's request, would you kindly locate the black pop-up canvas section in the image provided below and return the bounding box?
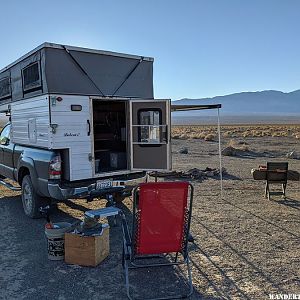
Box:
[0,43,154,106]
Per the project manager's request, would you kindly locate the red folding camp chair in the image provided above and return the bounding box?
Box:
[121,182,194,300]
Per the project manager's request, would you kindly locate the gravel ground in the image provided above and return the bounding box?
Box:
[0,136,299,300]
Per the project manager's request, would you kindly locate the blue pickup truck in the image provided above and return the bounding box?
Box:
[0,122,146,218]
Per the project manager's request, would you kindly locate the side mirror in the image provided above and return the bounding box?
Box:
[0,137,9,146]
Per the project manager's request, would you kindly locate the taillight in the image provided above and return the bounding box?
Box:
[49,155,62,179]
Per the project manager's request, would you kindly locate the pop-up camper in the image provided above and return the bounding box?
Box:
[0,43,171,181]
[0,43,220,217]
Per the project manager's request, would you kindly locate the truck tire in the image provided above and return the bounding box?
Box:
[21,175,49,218]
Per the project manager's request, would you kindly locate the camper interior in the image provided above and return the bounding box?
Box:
[93,100,127,174]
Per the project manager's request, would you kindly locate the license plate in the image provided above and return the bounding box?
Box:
[96,180,113,190]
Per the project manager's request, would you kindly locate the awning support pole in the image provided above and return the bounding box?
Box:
[217,108,223,199]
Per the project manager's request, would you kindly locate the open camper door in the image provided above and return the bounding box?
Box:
[129,100,171,171]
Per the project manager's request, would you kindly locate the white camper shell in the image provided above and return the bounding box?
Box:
[0,43,171,181]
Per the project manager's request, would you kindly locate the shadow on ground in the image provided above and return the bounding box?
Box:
[0,194,207,300]
[270,197,300,210]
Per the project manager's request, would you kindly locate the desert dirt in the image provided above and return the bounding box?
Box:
[0,124,299,299]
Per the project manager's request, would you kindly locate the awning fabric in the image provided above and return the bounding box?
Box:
[171,104,222,112]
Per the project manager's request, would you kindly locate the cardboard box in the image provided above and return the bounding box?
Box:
[64,226,109,267]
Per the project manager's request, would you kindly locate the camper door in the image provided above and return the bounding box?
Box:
[129,100,171,171]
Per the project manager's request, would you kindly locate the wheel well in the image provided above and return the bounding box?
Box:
[18,167,30,185]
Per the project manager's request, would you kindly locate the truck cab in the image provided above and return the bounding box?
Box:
[0,123,13,179]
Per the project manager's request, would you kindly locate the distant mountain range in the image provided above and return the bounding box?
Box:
[173,90,300,116]
[1,90,299,127]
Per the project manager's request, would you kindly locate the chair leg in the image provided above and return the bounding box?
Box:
[174,252,178,263]
[124,258,132,300]
[122,245,125,268]
[265,182,270,200]
[282,184,287,199]
[186,255,194,298]
[264,182,268,199]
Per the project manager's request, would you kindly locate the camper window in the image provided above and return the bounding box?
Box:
[138,109,162,144]
[0,77,11,99]
[22,62,42,92]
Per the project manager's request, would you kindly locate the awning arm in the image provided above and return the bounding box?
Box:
[171,104,222,112]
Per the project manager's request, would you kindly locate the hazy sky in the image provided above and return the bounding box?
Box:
[0,0,299,100]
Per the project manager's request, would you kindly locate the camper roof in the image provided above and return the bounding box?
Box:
[0,42,154,103]
[0,42,154,73]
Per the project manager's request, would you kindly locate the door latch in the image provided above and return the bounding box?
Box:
[50,124,58,134]
[51,96,57,106]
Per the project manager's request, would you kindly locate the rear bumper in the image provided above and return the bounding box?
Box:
[47,173,147,201]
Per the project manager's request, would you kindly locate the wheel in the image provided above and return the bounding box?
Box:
[21,175,50,219]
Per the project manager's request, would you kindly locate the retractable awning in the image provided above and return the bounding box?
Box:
[171,104,222,112]
[171,102,224,200]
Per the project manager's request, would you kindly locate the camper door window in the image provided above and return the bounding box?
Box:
[138,109,162,144]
